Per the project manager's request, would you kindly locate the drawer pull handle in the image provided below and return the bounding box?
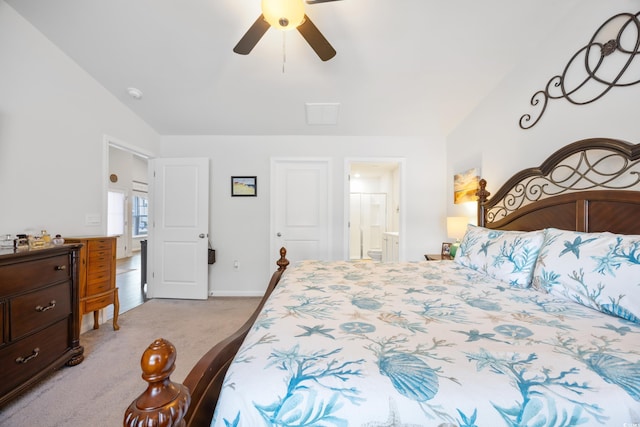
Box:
[55,265,66,271]
[35,300,56,312]
[16,348,40,364]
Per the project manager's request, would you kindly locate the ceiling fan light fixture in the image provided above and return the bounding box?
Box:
[261,0,305,31]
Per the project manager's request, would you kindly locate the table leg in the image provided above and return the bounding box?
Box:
[112,288,120,331]
[93,310,99,329]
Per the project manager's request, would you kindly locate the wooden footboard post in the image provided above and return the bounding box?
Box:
[124,338,191,427]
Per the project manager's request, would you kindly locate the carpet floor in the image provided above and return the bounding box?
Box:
[1,297,261,427]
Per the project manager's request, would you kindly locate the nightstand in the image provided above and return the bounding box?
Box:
[424,254,452,261]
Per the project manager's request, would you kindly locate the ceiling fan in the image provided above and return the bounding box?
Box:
[234,0,342,61]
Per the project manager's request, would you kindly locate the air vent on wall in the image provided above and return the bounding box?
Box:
[305,102,340,125]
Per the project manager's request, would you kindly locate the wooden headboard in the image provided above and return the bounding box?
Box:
[477,138,640,234]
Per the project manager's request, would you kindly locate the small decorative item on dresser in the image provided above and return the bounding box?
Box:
[52,234,65,245]
[441,242,452,258]
[0,234,13,248]
[14,234,28,250]
[27,234,47,249]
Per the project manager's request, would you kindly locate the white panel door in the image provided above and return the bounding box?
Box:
[272,159,331,263]
[149,158,209,299]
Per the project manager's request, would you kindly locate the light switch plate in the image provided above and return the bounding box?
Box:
[85,214,101,225]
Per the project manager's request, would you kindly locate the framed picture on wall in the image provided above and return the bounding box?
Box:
[231,176,257,197]
[454,167,480,204]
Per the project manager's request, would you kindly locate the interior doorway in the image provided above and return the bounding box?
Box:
[108,145,149,259]
[105,136,151,313]
[347,160,403,261]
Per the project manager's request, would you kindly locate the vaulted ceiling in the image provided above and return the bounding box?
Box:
[6,0,580,137]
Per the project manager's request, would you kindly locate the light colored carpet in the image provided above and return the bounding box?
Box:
[1,297,261,427]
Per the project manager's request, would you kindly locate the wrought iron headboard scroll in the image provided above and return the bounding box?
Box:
[520,11,640,129]
[478,138,640,224]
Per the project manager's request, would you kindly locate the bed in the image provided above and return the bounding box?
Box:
[124,137,640,427]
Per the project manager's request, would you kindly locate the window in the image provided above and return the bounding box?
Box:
[132,195,148,237]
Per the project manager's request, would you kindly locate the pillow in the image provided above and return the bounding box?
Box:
[454,224,544,288]
[532,228,640,324]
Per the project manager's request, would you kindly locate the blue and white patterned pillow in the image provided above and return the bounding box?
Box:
[454,225,544,288]
[532,228,640,324]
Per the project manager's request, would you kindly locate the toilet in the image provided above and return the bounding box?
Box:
[367,249,382,261]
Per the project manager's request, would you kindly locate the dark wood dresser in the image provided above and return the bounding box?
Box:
[0,244,84,407]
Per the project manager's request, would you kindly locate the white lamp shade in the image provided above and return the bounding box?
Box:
[261,0,305,30]
[447,216,468,241]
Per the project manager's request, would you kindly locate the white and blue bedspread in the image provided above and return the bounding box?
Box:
[212,260,640,427]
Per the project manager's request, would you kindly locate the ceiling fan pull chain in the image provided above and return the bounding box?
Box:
[282,32,286,73]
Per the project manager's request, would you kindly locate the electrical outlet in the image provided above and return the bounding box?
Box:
[233,260,239,269]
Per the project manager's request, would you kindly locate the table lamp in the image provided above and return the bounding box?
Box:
[447,216,469,258]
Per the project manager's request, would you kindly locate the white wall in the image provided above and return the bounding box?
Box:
[161,135,446,296]
[446,0,640,216]
[0,2,159,236]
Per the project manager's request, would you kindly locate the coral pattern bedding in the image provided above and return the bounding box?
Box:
[212,259,640,427]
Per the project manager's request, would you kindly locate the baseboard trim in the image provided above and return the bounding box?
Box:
[209,290,265,297]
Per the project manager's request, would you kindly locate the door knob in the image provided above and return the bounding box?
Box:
[199,233,206,238]
[277,232,282,237]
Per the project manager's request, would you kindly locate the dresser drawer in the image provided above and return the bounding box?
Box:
[87,278,112,295]
[0,254,71,296]
[87,266,111,282]
[87,239,113,252]
[10,282,71,340]
[83,292,115,312]
[87,258,110,274]
[88,250,112,266]
[0,319,69,397]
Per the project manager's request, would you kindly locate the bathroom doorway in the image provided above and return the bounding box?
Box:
[347,160,402,261]
[350,192,387,260]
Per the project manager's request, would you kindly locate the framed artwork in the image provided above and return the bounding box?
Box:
[441,242,452,258]
[454,167,480,204]
[231,176,257,197]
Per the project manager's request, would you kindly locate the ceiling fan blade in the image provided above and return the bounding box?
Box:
[306,0,343,4]
[297,15,336,61]
[233,14,270,55]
